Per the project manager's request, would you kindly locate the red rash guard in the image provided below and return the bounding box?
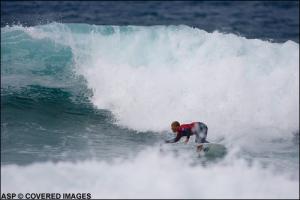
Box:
[166,122,197,143]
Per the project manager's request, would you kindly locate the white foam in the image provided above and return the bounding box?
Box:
[9,23,298,142]
[2,25,299,142]
[71,25,299,138]
[1,147,298,199]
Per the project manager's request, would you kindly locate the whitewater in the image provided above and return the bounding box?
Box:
[1,23,299,198]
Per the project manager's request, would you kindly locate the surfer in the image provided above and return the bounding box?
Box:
[165,121,209,151]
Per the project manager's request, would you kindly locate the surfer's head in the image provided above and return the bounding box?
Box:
[171,121,180,133]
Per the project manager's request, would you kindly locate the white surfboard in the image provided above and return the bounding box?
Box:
[197,143,227,157]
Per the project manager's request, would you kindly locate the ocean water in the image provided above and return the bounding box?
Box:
[1,1,299,199]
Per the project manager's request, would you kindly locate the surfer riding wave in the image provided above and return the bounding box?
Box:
[165,121,209,151]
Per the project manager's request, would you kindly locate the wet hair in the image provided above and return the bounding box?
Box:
[171,121,180,127]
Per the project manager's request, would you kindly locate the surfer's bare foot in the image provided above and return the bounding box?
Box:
[197,144,203,152]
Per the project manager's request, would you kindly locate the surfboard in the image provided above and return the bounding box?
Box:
[196,143,227,157]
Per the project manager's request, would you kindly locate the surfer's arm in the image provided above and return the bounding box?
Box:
[165,133,181,143]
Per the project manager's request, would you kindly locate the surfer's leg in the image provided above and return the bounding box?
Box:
[195,122,208,143]
[195,123,208,152]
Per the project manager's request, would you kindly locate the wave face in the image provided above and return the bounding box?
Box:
[1,23,299,198]
[4,23,298,133]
